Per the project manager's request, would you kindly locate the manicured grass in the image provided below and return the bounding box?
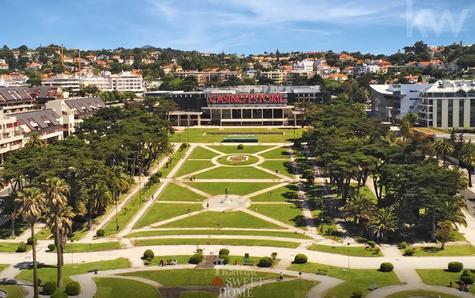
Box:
[127,229,311,239]
[180,292,217,298]
[249,184,299,202]
[0,285,24,298]
[160,211,282,229]
[134,203,203,228]
[0,242,24,253]
[386,290,459,298]
[417,269,475,294]
[258,160,295,177]
[170,128,304,143]
[195,166,278,179]
[250,204,305,227]
[188,146,219,159]
[252,279,318,298]
[175,160,215,177]
[62,242,121,253]
[259,147,291,159]
[308,244,382,257]
[208,145,273,154]
[122,269,280,286]
[101,182,161,236]
[133,238,299,248]
[16,258,131,286]
[159,183,205,202]
[160,146,188,177]
[402,245,475,256]
[289,262,399,298]
[95,277,161,298]
[186,182,277,196]
[359,185,377,203]
[36,228,52,240]
[216,155,259,166]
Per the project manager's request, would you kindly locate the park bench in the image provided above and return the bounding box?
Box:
[368,284,379,291]
[315,269,327,275]
[87,269,99,274]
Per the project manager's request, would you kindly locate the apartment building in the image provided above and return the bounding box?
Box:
[173,70,241,86]
[419,80,475,128]
[259,70,288,85]
[42,74,81,92]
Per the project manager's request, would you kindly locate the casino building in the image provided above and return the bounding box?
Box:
[146,85,329,126]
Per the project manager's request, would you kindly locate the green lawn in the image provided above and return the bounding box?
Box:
[185,182,277,196]
[122,269,280,286]
[16,258,131,286]
[36,228,52,240]
[251,279,318,298]
[259,147,291,159]
[160,211,282,229]
[417,269,475,294]
[195,166,278,179]
[134,203,203,228]
[403,245,475,256]
[160,146,189,177]
[0,242,24,253]
[359,185,377,203]
[289,262,399,298]
[170,128,304,143]
[127,229,311,239]
[175,160,215,177]
[308,244,382,257]
[159,183,205,202]
[133,238,299,248]
[188,146,219,159]
[208,145,274,154]
[101,182,161,236]
[249,184,299,202]
[0,285,24,298]
[216,155,259,166]
[62,242,121,253]
[250,204,305,227]
[144,255,192,266]
[258,160,295,178]
[95,277,161,298]
[386,290,459,298]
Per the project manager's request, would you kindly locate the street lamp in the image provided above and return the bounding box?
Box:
[298,271,302,297]
[347,242,350,269]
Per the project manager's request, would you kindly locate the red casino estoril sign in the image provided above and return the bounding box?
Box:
[208,93,287,106]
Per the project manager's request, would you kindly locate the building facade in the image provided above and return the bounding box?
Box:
[146,85,329,127]
[419,80,475,128]
[370,83,432,122]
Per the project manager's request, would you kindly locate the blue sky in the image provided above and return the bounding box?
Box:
[1,0,474,54]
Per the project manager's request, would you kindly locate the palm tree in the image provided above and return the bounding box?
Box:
[459,141,475,187]
[369,207,398,242]
[44,177,70,288]
[81,181,112,230]
[108,172,131,231]
[24,133,47,149]
[16,187,45,298]
[342,194,375,226]
[431,139,454,166]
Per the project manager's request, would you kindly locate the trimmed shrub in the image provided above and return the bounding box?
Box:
[65,281,81,295]
[403,247,415,256]
[398,241,408,249]
[142,249,154,261]
[47,244,56,251]
[96,229,105,237]
[373,247,381,254]
[220,255,230,265]
[448,262,464,272]
[16,242,27,253]
[181,143,189,149]
[219,248,230,256]
[257,257,273,268]
[271,252,278,260]
[293,254,308,264]
[367,241,376,248]
[50,290,68,298]
[42,281,57,295]
[188,254,203,264]
[27,237,37,245]
[237,144,244,150]
[461,270,474,284]
[379,262,394,272]
[351,290,363,298]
